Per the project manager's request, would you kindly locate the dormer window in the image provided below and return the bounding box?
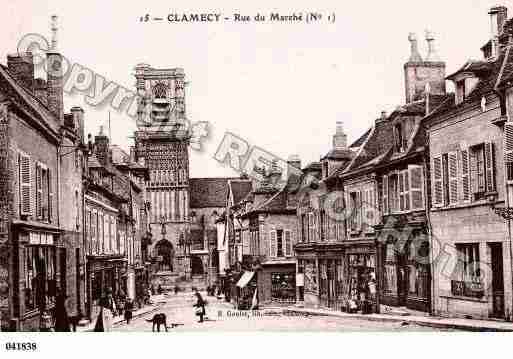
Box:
[450,71,480,105]
[394,123,406,152]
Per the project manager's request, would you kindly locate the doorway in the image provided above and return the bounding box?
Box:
[490,243,504,319]
[191,256,204,275]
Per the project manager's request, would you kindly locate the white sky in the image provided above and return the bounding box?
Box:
[1,0,511,177]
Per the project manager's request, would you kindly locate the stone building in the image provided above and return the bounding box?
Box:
[294,123,352,310]
[83,128,150,319]
[0,17,86,331]
[424,6,513,320]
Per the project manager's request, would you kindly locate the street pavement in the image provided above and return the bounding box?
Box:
[112,292,457,332]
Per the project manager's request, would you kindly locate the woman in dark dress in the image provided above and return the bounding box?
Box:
[54,289,71,332]
[124,297,134,324]
[193,289,206,323]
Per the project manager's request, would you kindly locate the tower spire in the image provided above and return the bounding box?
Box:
[50,15,58,51]
[407,33,423,62]
[425,30,440,62]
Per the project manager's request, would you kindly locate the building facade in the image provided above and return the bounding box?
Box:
[0,17,86,331]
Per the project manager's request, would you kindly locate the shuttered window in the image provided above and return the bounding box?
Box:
[403,170,410,211]
[269,230,277,258]
[35,163,42,219]
[460,149,471,202]
[409,165,424,210]
[484,142,496,193]
[19,153,31,216]
[399,171,405,211]
[284,230,292,257]
[432,156,443,207]
[504,123,513,181]
[448,151,459,204]
[382,175,389,214]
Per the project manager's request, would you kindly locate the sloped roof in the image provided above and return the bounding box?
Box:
[321,148,353,161]
[349,127,371,148]
[0,64,59,135]
[189,177,239,208]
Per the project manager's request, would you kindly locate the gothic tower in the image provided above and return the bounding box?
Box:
[133,64,191,279]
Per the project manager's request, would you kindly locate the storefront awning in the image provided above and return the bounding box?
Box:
[236,271,255,288]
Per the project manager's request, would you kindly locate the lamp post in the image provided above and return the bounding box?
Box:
[179,222,191,280]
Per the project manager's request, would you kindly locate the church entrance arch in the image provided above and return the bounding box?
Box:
[155,240,174,272]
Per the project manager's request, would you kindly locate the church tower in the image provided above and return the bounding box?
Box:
[133,64,191,279]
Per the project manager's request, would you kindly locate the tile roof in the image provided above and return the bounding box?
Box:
[349,128,371,148]
[0,64,59,135]
[189,177,239,208]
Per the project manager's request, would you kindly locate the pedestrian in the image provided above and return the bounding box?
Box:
[124,297,134,325]
[157,284,163,295]
[54,288,71,332]
[94,287,116,332]
[193,288,206,323]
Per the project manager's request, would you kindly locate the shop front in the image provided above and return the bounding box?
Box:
[376,222,431,313]
[236,270,257,309]
[344,241,378,314]
[86,255,127,320]
[11,223,64,331]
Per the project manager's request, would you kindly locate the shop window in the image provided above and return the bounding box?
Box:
[383,243,397,295]
[451,243,483,298]
[271,272,296,304]
[24,246,56,312]
[406,240,430,299]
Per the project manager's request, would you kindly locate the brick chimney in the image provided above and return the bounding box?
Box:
[332,121,347,149]
[46,15,64,124]
[94,126,110,166]
[71,106,85,144]
[7,52,34,92]
[489,6,508,58]
[404,32,446,104]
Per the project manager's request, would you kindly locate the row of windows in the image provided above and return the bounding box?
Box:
[85,206,120,256]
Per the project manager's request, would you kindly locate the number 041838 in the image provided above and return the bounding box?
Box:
[5,342,37,351]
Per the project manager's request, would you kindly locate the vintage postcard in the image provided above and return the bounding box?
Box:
[0,0,513,355]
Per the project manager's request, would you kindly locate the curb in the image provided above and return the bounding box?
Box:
[282,308,513,332]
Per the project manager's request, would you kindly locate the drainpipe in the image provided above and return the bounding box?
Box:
[422,144,436,317]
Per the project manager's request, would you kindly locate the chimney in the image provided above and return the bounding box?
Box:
[34,78,48,105]
[332,121,348,149]
[425,30,440,62]
[46,15,64,124]
[287,154,301,170]
[7,52,34,92]
[94,126,110,166]
[489,6,508,58]
[71,106,85,144]
[407,33,423,62]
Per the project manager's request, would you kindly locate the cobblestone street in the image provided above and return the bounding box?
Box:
[112,293,457,332]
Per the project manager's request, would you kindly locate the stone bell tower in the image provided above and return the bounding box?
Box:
[132,64,192,283]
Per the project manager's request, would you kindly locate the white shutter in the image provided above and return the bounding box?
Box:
[19,153,31,215]
[382,175,389,214]
[269,230,277,257]
[460,149,471,202]
[409,165,424,210]
[48,169,53,222]
[35,163,42,218]
[504,123,513,181]
[448,151,458,204]
[403,170,410,211]
[399,171,405,211]
[432,156,443,207]
[484,142,496,192]
[356,191,362,230]
[284,230,292,257]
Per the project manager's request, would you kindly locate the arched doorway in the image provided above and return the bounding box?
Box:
[190,256,204,275]
[155,240,174,272]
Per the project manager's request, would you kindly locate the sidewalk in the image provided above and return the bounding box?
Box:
[282,306,513,332]
[77,298,165,332]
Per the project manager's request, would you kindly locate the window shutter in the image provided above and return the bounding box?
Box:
[382,175,389,214]
[356,191,362,230]
[403,170,410,211]
[504,123,513,181]
[448,151,458,204]
[408,165,424,210]
[35,163,42,219]
[484,142,496,192]
[47,169,53,222]
[284,230,292,256]
[19,154,31,215]
[269,230,277,258]
[432,156,443,207]
[460,149,471,202]
[399,171,405,211]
